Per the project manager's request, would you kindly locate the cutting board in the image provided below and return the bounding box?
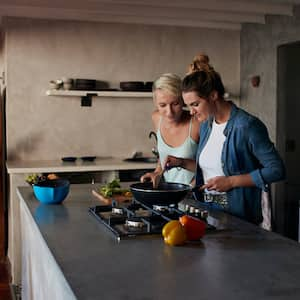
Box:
[92,189,132,205]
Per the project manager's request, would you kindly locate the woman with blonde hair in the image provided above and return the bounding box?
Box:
[140,73,200,187]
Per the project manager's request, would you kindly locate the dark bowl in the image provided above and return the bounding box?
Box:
[120,81,145,91]
[81,156,96,162]
[62,157,77,162]
[130,182,191,206]
[144,81,153,91]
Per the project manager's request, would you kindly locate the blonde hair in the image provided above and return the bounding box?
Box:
[152,73,182,101]
[187,52,214,74]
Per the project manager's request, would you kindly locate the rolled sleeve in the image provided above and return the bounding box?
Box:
[248,118,286,187]
[250,169,269,191]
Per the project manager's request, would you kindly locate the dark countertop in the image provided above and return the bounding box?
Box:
[18,184,300,300]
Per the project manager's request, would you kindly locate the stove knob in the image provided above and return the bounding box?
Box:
[189,206,195,214]
[201,210,208,218]
[185,204,190,212]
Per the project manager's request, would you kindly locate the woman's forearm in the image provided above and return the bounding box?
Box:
[180,158,196,172]
[202,173,256,192]
[154,160,163,175]
[229,173,255,188]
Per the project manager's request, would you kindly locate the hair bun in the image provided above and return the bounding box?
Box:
[193,53,210,65]
[188,52,214,74]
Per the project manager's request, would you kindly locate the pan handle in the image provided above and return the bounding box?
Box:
[191,185,204,201]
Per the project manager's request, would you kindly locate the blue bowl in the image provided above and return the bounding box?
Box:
[33,179,70,204]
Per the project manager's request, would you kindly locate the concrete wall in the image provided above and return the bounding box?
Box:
[4,17,240,161]
[240,8,300,141]
[240,7,300,235]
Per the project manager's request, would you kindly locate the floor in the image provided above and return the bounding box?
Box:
[0,257,12,300]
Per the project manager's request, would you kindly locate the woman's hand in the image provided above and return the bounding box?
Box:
[200,176,233,192]
[163,155,183,170]
[200,174,255,192]
[140,171,162,189]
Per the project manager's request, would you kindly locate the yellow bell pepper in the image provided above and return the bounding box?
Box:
[162,220,187,246]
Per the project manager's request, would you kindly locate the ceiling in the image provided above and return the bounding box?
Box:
[0,0,300,30]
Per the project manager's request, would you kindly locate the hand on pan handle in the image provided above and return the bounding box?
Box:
[140,171,162,189]
[163,155,183,171]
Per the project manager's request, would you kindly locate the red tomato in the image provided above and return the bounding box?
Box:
[179,215,206,240]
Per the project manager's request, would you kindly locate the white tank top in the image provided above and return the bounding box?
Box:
[157,117,198,185]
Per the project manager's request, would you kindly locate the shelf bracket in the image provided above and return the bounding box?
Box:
[81,93,97,107]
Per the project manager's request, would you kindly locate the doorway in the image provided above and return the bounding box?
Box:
[276,41,300,241]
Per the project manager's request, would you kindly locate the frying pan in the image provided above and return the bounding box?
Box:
[130,182,191,206]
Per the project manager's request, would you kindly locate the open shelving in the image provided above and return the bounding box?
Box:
[46,89,153,106]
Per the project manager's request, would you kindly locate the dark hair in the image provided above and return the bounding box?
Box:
[182,70,225,99]
[187,52,213,74]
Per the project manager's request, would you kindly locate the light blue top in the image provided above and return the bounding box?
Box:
[157,117,198,185]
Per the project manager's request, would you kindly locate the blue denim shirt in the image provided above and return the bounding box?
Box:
[195,102,286,224]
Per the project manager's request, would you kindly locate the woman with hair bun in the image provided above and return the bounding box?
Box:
[140,73,201,187]
[165,65,285,226]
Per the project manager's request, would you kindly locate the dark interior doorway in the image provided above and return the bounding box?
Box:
[0,87,6,257]
[276,41,300,241]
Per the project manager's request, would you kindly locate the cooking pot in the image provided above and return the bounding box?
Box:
[130,182,191,206]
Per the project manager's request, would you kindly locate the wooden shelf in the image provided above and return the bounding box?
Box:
[46,89,153,98]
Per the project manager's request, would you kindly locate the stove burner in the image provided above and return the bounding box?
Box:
[152,204,169,212]
[125,217,145,228]
[89,198,215,239]
[112,207,124,215]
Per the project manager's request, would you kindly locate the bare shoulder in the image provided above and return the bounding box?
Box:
[191,117,201,143]
[151,110,161,130]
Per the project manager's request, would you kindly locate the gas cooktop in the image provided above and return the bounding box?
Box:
[89,199,215,240]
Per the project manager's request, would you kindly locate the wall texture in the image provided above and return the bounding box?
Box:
[4,17,240,161]
[240,7,300,235]
[241,8,300,141]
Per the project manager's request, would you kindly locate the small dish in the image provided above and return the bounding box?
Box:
[81,156,96,162]
[62,157,77,162]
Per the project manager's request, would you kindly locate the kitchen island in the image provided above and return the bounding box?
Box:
[18,184,300,300]
[7,158,156,284]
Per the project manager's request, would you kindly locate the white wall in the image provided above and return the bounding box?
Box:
[4,17,240,161]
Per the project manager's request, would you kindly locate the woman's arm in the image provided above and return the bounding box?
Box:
[140,111,163,187]
[201,174,255,192]
[247,118,286,189]
[140,160,163,188]
[201,118,286,193]
[163,155,196,172]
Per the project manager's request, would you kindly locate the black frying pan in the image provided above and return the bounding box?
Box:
[130,182,191,206]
